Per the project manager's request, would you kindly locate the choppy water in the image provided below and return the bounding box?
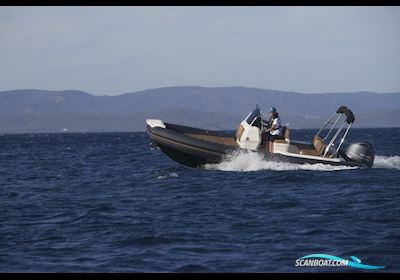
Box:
[0,128,399,272]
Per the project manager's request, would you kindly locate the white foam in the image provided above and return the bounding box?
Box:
[157,172,179,179]
[204,150,357,172]
[372,155,400,170]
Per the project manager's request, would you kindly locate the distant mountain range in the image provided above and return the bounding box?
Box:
[0,86,399,133]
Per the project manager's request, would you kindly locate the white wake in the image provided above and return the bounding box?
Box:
[204,151,400,172]
[372,155,400,170]
[203,150,358,172]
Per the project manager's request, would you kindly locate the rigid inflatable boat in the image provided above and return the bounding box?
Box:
[146,105,375,168]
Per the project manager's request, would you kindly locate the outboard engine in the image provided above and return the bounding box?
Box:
[345,141,375,167]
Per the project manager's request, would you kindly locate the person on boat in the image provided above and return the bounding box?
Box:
[262,107,283,153]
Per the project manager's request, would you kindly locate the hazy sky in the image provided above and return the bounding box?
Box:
[1,6,399,95]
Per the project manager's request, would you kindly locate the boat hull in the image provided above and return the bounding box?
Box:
[147,124,364,169]
[149,131,226,167]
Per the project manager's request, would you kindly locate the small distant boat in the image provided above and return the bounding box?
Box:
[146,105,375,168]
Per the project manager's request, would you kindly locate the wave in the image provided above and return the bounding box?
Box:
[157,172,179,179]
[372,155,400,170]
[203,151,358,172]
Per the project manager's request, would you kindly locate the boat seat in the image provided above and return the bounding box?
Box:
[299,148,320,156]
[274,126,290,144]
[313,134,327,155]
[299,135,327,156]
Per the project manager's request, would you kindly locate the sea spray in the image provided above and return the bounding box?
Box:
[204,150,358,172]
[372,155,400,170]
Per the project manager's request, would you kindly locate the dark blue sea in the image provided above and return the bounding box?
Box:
[1,128,399,272]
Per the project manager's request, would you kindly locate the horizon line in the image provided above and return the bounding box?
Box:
[1,85,400,97]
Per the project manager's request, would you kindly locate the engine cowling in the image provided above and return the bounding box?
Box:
[345,141,375,167]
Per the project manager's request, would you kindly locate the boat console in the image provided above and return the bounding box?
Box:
[235,106,263,150]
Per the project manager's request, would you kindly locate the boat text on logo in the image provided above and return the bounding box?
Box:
[294,254,385,270]
[295,259,348,267]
